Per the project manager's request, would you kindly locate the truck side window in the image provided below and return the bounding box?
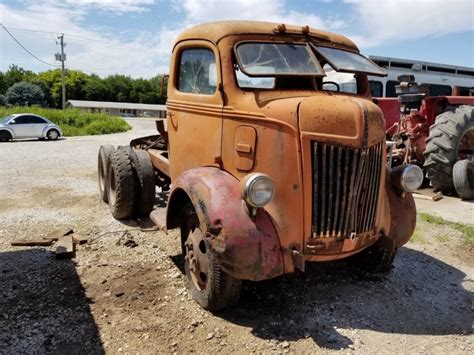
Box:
[178,48,216,95]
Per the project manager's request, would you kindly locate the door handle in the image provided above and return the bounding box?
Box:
[168,111,178,130]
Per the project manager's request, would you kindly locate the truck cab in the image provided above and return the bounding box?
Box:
[99,21,423,311]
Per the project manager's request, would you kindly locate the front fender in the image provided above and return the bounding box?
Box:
[167,167,284,281]
[41,124,60,137]
[384,168,417,247]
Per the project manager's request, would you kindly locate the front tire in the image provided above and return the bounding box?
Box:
[181,204,241,311]
[47,129,60,141]
[348,240,397,274]
[424,105,474,193]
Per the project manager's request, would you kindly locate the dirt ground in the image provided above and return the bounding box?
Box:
[0,119,472,354]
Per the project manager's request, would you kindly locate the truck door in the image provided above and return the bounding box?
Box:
[166,41,223,180]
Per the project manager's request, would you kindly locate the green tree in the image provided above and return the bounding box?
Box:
[1,65,36,93]
[6,81,45,106]
[0,94,6,106]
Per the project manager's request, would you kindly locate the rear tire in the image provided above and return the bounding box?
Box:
[424,105,474,193]
[0,131,11,142]
[453,159,474,200]
[181,204,241,311]
[98,145,115,203]
[130,149,156,215]
[107,147,137,219]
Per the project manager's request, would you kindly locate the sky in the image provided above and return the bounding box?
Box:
[0,0,473,78]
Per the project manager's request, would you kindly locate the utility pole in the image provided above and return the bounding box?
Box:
[55,34,66,109]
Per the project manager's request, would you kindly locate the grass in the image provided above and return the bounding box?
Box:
[410,226,427,244]
[0,106,131,136]
[419,212,474,246]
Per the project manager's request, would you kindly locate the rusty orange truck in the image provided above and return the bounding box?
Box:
[98,21,423,310]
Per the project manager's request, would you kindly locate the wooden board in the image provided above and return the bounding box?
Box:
[43,228,74,241]
[11,240,53,247]
[55,235,75,259]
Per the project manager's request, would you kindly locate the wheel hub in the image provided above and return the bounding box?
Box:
[185,229,210,291]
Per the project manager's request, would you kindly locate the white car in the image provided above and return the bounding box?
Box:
[0,113,62,142]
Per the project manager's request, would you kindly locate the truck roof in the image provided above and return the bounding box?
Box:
[175,21,358,52]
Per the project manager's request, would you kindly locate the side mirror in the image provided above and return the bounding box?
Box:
[9,119,15,124]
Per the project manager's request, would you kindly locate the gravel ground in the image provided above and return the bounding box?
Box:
[0,119,472,354]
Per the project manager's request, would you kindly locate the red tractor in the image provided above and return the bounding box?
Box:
[375,75,474,199]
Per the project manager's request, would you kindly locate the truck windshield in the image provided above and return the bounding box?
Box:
[235,43,324,76]
[313,45,386,76]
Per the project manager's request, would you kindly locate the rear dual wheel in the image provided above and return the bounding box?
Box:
[98,145,156,218]
[98,145,115,203]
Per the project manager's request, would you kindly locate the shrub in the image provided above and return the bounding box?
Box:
[6,82,45,106]
[0,107,131,136]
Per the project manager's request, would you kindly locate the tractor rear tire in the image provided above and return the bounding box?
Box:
[98,145,115,203]
[107,147,137,219]
[453,159,474,200]
[130,149,156,215]
[424,105,474,193]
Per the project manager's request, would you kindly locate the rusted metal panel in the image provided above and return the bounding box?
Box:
[234,126,256,171]
[148,149,170,177]
[168,167,283,281]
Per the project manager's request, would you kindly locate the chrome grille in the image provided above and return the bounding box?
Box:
[311,141,383,238]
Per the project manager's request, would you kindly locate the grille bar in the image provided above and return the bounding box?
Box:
[312,141,383,238]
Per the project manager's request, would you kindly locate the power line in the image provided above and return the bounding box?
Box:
[0,24,59,67]
[2,25,153,52]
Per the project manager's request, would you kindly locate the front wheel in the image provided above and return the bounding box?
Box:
[181,205,241,311]
[47,129,60,141]
[348,240,397,274]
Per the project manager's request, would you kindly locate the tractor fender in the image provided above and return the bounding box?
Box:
[384,167,417,247]
[167,167,284,281]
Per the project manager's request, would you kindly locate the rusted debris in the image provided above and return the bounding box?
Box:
[72,234,88,245]
[432,193,444,202]
[149,209,167,233]
[11,240,53,247]
[55,235,75,259]
[43,228,74,241]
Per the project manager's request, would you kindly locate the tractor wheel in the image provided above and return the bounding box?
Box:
[453,159,474,200]
[98,145,115,203]
[180,204,241,311]
[107,147,137,219]
[130,149,156,215]
[348,241,397,274]
[424,105,474,193]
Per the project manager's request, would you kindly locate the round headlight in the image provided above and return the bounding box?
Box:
[242,173,275,208]
[400,165,424,192]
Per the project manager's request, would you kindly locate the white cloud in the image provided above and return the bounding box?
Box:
[25,0,155,14]
[176,0,344,30]
[347,0,474,47]
[0,2,166,77]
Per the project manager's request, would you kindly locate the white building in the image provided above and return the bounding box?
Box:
[66,100,167,118]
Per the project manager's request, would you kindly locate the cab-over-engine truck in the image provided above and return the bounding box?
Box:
[98,21,424,311]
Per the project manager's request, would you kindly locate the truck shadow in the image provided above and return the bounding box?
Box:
[0,249,104,354]
[217,247,471,350]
